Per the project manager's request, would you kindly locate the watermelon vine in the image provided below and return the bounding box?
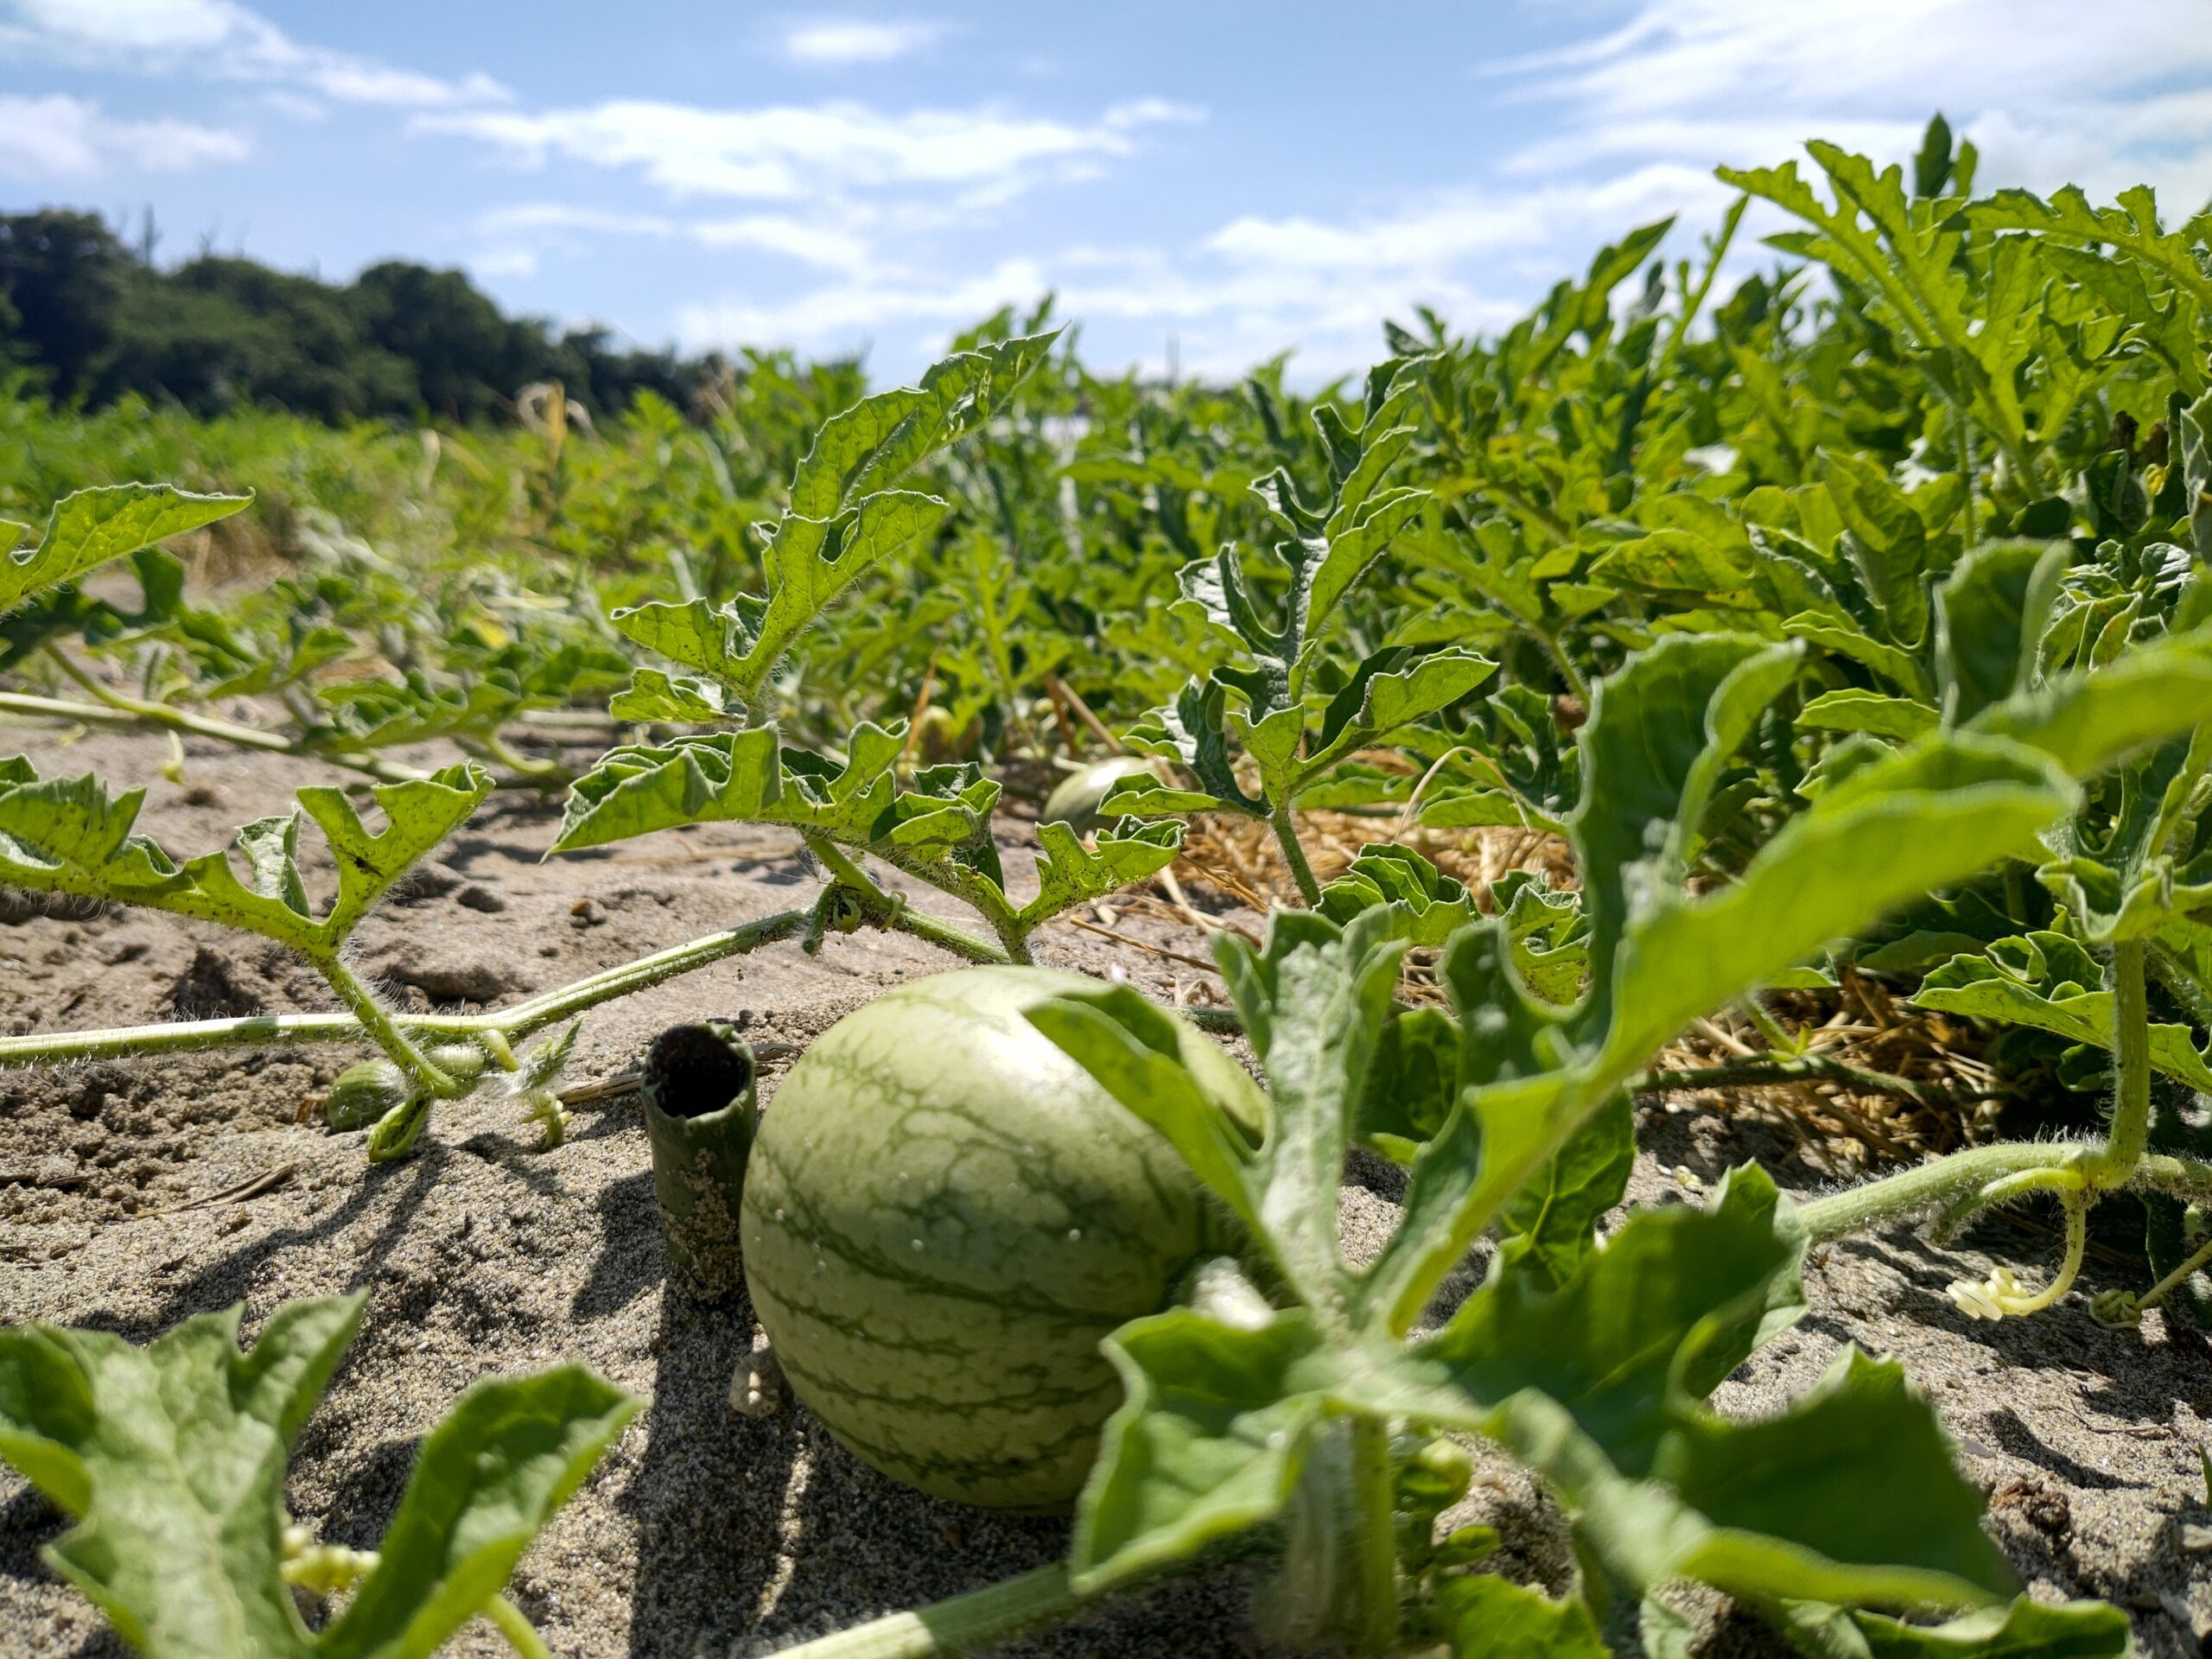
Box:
[2,116,2210,1656]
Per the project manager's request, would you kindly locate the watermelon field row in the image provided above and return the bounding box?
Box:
[2,120,2210,1657]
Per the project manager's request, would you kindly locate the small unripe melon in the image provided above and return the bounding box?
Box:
[740,965,1258,1510]
[1041,757,1153,836]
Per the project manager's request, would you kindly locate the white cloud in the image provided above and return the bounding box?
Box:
[471,245,539,279]
[655,159,1734,378]
[1496,0,2212,207]
[1,0,510,106]
[474,203,876,273]
[1102,97,1204,130]
[663,220,1522,378]
[668,0,2212,382]
[434,87,1209,368]
[27,0,2188,389]
[946,162,1725,379]
[781,18,945,66]
[259,89,327,122]
[1034,0,2212,379]
[1503,0,2212,122]
[419,96,1200,202]
[1503,117,1919,180]
[0,91,247,179]
[676,257,1056,347]
[668,257,1477,385]
[13,0,232,50]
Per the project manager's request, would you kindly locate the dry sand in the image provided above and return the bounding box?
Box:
[2,727,2207,1657]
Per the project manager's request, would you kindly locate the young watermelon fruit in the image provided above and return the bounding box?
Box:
[740,964,1262,1510]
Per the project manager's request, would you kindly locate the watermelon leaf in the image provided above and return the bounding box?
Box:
[0,486,251,618]
[607,665,738,723]
[1210,909,1409,1313]
[0,1298,361,1659]
[1931,542,2066,725]
[1013,818,1185,932]
[1419,683,1581,837]
[1028,628,2158,1645]
[1070,1307,1330,1592]
[613,333,1055,715]
[1319,842,1481,946]
[550,721,996,863]
[1348,1177,2013,1611]
[1775,1594,2133,1657]
[1433,1575,1607,1657]
[1915,931,2212,1091]
[1115,678,1266,817]
[0,758,492,957]
[314,1366,640,1658]
[1965,620,2212,779]
[0,1294,639,1659]
[555,717,1178,944]
[1296,647,1497,792]
[1796,689,1938,740]
[1952,183,2212,308]
[1106,359,1468,836]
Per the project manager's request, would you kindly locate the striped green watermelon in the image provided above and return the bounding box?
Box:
[740,965,1262,1510]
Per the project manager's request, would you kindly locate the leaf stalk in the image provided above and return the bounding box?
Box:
[2083,939,2152,1190]
[763,1564,1079,1659]
[1269,799,1323,907]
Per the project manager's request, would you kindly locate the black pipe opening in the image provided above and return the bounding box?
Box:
[645,1022,756,1120]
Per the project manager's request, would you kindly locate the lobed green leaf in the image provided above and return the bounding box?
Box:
[0,760,492,955]
[1916,931,2212,1091]
[614,334,1053,710]
[0,1296,365,1659]
[550,721,995,860]
[1781,1592,2133,1656]
[1070,1309,1330,1593]
[1432,1574,1606,1657]
[1014,818,1184,931]
[0,486,251,618]
[317,1367,639,1659]
[0,1298,638,1659]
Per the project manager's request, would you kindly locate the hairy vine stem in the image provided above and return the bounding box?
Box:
[466,729,575,790]
[0,687,391,787]
[1344,1414,1402,1654]
[0,685,556,793]
[2133,1229,2212,1316]
[1,686,302,757]
[0,875,1243,1081]
[40,645,426,785]
[765,1565,1080,1659]
[800,835,1015,964]
[309,949,467,1096]
[1270,798,1323,907]
[0,910,812,1070]
[1631,1052,2014,1111]
[1797,1143,2212,1243]
[1930,1164,2080,1242]
[1793,935,2196,1322]
[2085,939,2152,1191]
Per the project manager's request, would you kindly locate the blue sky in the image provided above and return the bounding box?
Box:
[3,0,2210,384]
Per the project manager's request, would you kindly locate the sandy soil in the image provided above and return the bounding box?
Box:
[2,725,2207,1658]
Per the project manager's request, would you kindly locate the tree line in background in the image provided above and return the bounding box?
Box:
[0,207,725,425]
